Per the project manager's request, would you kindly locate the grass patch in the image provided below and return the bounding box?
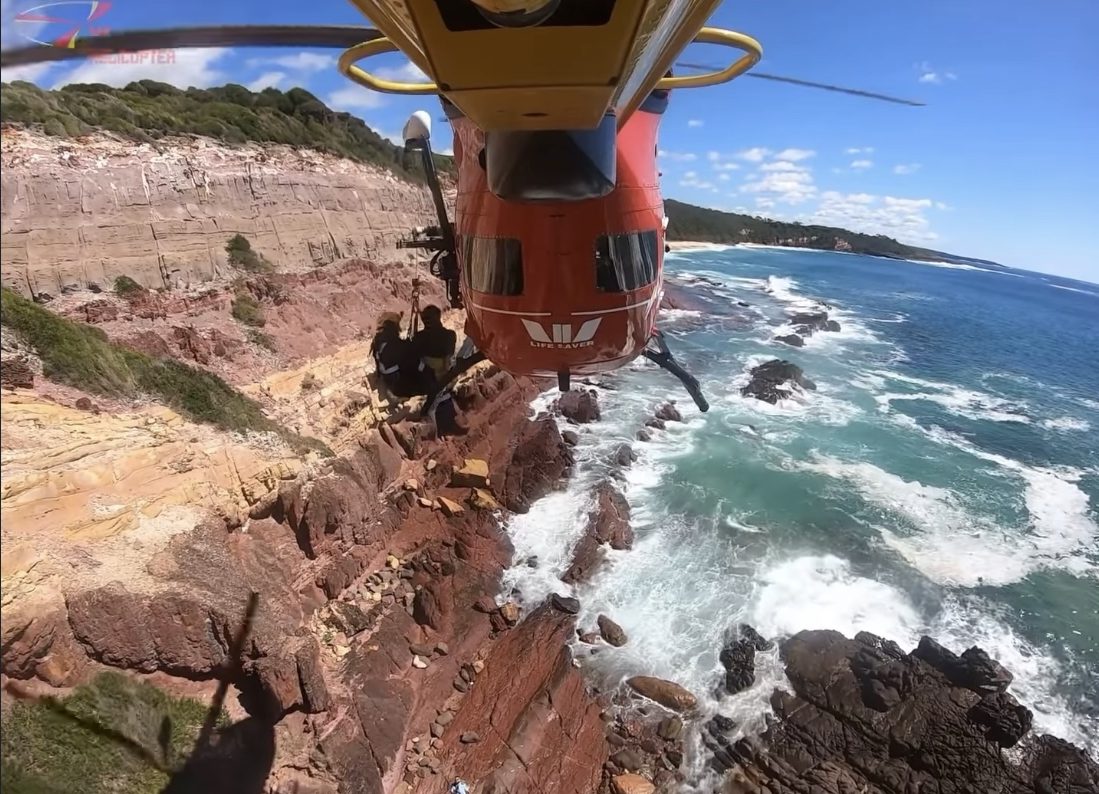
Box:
[245,328,276,352]
[230,294,265,327]
[1,288,330,456]
[0,671,222,794]
[225,235,273,274]
[113,275,144,298]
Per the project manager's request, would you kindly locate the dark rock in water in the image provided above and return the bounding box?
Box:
[644,417,666,430]
[738,623,774,652]
[737,300,751,308]
[824,319,842,332]
[611,748,644,772]
[969,691,1033,748]
[561,481,633,584]
[727,628,1099,794]
[550,593,580,614]
[709,714,737,734]
[794,323,815,337]
[636,428,652,442]
[913,637,1013,695]
[654,402,682,422]
[774,333,804,347]
[740,359,816,404]
[555,390,601,424]
[613,444,637,468]
[719,639,755,695]
[788,310,830,330]
[597,614,628,647]
[657,716,683,741]
[562,429,580,446]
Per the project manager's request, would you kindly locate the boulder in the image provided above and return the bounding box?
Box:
[740,359,817,404]
[824,319,842,332]
[561,482,632,584]
[468,488,501,510]
[550,594,580,614]
[626,676,697,712]
[611,774,655,794]
[738,623,775,651]
[437,496,465,517]
[614,444,636,468]
[451,459,490,488]
[562,429,580,446]
[969,691,1033,748]
[654,402,682,422]
[556,390,601,423]
[597,614,628,647]
[775,333,804,347]
[720,639,755,695]
[788,310,830,331]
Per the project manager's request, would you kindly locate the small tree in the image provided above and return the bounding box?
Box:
[231,294,265,327]
[225,234,273,273]
[113,275,144,298]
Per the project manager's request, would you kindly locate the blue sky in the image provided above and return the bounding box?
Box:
[2,0,1097,281]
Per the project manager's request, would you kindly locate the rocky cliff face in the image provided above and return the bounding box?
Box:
[0,127,437,296]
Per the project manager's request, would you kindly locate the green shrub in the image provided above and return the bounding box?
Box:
[113,275,144,298]
[0,288,329,455]
[0,671,221,794]
[225,234,273,274]
[230,294,265,327]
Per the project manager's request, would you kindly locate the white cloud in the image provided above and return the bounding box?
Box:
[327,84,387,111]
[707,151,722,162]
[755,197,776,209]
[805,191,939,243]
[850,159,874,170]
[2,61,56,83]
[935,201,952,211]
[680,173,715,190]
[714,162,741,171]
[917,62,957,85]
[760,160,801,172]
[845,146,875,155]
[737,147,771,162]
[375,61,430,82]
[683,171,697,179]
[718,173,731,182]
[246,52,335,72]
[53,48,229,89]
[740,161,817,205]
[246,71,287,91]
[658,149,697,162]
[687,119,704,128]
[774,148,815,162]
[892,163,922,175]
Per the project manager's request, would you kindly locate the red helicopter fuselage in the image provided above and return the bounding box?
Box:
[448,106,666,378]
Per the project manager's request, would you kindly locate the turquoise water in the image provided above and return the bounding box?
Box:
[500,246,1098,782]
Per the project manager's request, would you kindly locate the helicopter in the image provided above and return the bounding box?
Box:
[1,0,923,414]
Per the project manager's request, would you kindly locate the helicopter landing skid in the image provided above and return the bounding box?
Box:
[642,331,710,413]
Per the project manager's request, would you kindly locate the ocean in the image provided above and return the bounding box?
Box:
[498,245,1099,786]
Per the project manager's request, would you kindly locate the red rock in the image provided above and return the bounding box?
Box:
[502,417,572,513]
[434,605,608,791]
[0,610,88,686]
[413,585,443,630]
[0,357,35,389]
[295,639,331,713]
[562,482,632,584]
[78,298,119,323]
[250,653,301,716]
[612,773,656,794]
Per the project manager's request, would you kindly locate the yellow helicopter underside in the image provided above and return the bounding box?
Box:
[341,0,761,131]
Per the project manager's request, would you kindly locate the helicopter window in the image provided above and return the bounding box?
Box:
[595,230,659,292]
[464,236,524,295]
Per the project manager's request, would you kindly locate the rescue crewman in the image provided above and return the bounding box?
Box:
[412,304,457,381]
[371,312,433,398]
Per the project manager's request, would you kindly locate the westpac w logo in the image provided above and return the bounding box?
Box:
[521,318,601,349]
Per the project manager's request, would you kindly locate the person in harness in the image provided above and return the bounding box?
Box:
[412,304,457,381]
[371,312,466,437]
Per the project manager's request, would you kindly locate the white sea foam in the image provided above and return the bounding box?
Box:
[1049,283,1099,298]
[751,555,922,640]
[871,369,1031,424]
[801,434,1099,585]
[905,258,987,272]
[1040,416,1092,433]
[1080,397,1099,411]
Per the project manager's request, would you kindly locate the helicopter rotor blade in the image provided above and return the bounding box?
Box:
[675,62,925,106]
[1,25,382,68]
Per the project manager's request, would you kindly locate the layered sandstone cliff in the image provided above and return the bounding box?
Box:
[0,127,437,296]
